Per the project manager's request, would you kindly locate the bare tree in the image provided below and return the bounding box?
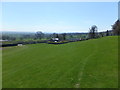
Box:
[89,25,98,39]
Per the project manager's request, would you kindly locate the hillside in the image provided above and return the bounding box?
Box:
[2,36,118,88]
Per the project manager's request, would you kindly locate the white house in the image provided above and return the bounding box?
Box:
[17,44,23,46]
[51,38,59,42]
[0,40,9,42]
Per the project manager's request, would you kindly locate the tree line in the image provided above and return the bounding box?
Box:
[1,19,120,41]
[88,19,120,39]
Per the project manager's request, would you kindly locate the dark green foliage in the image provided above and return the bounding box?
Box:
[106,30,109,36]
[62,33,66,40]
[35,31,44,39]
[99,32,104,37]
[2,35,16,41]
[112,19,120,35]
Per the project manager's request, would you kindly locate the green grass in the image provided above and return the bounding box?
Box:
[2,36,118,88]
[0,48,2,89]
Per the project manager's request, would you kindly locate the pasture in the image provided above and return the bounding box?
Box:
[2,36,118,88]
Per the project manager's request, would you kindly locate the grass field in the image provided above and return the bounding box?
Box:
[2,36,118,88]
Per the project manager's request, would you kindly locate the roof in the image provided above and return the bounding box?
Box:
[52,38,59,40]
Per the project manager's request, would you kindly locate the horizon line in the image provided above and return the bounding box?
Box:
[1,30,112,33]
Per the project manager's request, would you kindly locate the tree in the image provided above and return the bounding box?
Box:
[62,33,66,40]
[10,37,16,41]
[58,34,63,40]
[52,33,59,38]
[112,20,120,35]
[106,30,109,36]
[88,25,98,39]
[23,35,31,39]
[99,32,104,37]
[69,34,73,39]
[20,37,24,40]
[2,35,10,40]
[35,31,44,39]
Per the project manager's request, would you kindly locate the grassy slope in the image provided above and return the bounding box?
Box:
[0,48,2,89]
[2,36,118,88]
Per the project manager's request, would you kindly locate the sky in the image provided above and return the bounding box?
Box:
[1,2,118,33]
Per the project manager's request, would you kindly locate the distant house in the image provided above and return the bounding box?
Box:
[17,44,23,46]
[51,38,59,42]
[0,40,9,42]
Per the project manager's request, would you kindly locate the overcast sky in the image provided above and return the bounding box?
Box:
[2,2,118,33]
